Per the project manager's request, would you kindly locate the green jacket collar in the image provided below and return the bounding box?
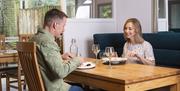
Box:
[37,28,55,42]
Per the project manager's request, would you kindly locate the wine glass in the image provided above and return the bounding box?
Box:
[92,44,100,60]
[105,47,115,69]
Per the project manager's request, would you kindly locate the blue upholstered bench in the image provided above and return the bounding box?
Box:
[93,32,180,68]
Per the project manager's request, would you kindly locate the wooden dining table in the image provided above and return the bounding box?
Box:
[0,52,18,91]
[0,52,18,63]
[65,58,180,91]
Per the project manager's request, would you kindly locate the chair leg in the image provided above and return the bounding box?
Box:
[0,76,2,91]
[6,76,10,91]
[23,84,26,90]
[18,77,22,91]
[6,75,24,91]
[18,65,22,91]
[23,79,26,90]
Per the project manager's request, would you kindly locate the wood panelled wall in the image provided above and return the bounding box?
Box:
[18,6,61,34]
[18,6,64,53]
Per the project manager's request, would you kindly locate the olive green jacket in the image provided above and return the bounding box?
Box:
[30,28,81,91]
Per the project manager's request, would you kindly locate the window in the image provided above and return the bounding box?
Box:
[0,0,62,50]
[0,0,61,36]
[153,0,180,32]
[0,0,19,36]
[98,3,112,18]
[168,1,180,32]
[18,0,61,34]
[66,0,113,18]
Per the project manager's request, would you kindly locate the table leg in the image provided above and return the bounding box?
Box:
[170,83,180,91]
[177,77,180,91]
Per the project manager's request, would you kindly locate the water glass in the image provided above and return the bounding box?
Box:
[99,52,107,59]
[105,47,115,69]
[92,44,100,59]
[112,52,118,57]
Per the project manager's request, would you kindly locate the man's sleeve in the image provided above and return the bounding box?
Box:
[39,42,81,78]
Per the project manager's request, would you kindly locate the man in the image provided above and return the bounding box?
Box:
[30,9,84,91]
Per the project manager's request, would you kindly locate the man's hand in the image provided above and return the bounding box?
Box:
[62,52,75,60]
[78,57,85,63]
[62,52,84,64]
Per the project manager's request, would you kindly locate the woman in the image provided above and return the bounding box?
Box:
[122,18,155,65]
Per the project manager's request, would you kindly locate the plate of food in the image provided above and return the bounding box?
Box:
[77,62,96,69]
[102,57,127,65]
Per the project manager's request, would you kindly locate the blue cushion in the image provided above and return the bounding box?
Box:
[154,49,180,67]
[93,32,180,68]
[93,33,125,56]
[143,33,180,50]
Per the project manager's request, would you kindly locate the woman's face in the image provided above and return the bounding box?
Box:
[124,22,136,39]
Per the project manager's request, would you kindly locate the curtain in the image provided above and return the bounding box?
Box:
[152,0,158,33]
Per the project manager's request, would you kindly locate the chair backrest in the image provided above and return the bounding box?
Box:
[19,34,33,42]
[0,35,5,50]
[16,42,45,91]
[0,35,5,41]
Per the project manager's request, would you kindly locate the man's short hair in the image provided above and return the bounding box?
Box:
[43,9,68,28]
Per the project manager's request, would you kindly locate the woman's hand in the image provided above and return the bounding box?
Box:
[127,51,155,65]
[128,51,142,61]
[127,51,136,57]
[134,54,143,61]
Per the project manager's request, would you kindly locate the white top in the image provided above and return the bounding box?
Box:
[122,41,155,64]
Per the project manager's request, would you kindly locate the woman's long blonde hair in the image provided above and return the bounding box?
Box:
[123,18,144,44]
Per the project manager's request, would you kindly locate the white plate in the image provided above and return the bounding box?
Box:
[4,50,17,54]
[102,57,127,64]
[77,62,96,69]
[102,57,127,62]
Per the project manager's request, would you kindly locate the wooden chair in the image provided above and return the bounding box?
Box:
[0,35,20,91]
[19,34,33,42]
[0,35,5,50]
[0,65,17,91]
[16,42,45,91]
[6,61,25,91]
[0,35,6,91]
[6,34,33,91]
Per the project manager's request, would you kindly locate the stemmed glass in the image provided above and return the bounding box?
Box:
[105,47,115,69]
[92,44,100,61]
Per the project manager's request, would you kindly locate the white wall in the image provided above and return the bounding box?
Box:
[64,19,116,57]
[64,0,153,57]
[115,0,153,33]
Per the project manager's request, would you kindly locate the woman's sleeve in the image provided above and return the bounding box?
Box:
[144,42,155,63]
[122,42,127,57]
